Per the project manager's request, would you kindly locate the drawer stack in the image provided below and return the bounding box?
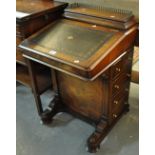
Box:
[109,48,133,124]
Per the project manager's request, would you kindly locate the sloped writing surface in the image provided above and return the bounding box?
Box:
[30,20,114,61]
[20,18,135,81]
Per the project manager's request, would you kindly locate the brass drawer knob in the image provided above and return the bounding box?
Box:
[114,85,120,89]
[114,100,118,105]
[116,67,121,72]
[113,114,118,118]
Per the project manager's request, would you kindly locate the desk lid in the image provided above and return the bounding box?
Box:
[16,0,67,22]
[19,19,137,80]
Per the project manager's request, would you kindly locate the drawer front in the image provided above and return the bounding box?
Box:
[111,103,124,122]
[112,74,129,97]
[111,49,133,80]
[111,87,129,111]
[111,96,126,122]
[111,57,123,79]
[112,92,125,111]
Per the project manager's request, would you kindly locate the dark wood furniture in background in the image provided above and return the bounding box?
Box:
[16,0,67,115]
[19,3,138,152]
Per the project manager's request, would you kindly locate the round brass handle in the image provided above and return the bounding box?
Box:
[113,114,118,118]
[116,67,121,72]
[114,100,118,105]
[114,85,120,89]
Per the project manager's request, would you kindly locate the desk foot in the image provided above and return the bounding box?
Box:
[87,116,108,153]
[40,95,62,124]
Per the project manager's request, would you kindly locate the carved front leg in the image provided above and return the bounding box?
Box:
[87,117,108,153]
[40,95,63,124]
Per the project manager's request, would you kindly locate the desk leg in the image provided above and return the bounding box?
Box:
[41,94,63,124]
[87,116,108,153]
[27,60,63,124]
[40,69,64,124]
[26,59,43,116]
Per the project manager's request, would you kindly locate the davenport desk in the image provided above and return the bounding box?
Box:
[19,3,138,153]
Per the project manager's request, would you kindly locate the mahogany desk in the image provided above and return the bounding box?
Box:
[19,4,138,153]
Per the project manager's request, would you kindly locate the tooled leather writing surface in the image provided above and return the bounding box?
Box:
[20,19,121,74]
[30,20,114,61]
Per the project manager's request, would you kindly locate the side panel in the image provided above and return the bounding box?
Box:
[57,72,108,120]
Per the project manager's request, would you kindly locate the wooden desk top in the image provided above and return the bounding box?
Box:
[16,0,67,21]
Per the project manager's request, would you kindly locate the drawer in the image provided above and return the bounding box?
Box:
[111,49,133,80]
[111,96,126,122]
[111,57,123,79]
[111,90,125,111]
[112,74,129,97]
